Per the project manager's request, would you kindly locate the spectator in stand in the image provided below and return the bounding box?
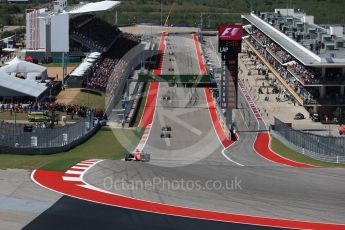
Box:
[71,17,122,50]
[81,33,141,92]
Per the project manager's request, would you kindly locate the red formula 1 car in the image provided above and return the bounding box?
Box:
[125,149,150,162]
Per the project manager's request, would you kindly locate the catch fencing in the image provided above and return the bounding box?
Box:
[274,117,345,163]
[0,114,99,154]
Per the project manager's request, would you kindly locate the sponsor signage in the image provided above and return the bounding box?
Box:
[218,25,242,41]
[218,25,242,54]
[31,136,38,147]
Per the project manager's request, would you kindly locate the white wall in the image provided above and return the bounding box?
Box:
[50,13,69,52]
[39,17,46,49]
[330,26,343,38]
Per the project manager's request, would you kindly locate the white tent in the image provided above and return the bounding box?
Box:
[1,57,48,80]
[0,69,47,98]
[88,52,101,59]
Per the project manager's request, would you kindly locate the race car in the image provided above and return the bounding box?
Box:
[160,132,171,138]
[125,149,150,162]
[161,125,172,131]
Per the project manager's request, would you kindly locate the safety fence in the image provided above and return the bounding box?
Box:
[0,114,99,154]
[273,117,345,163]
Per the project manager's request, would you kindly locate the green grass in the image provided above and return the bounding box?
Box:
[0,128,143,171]
[0,111,27,121]
[71,91,105,110]
[270,136,345,168]
[132,83,148,127]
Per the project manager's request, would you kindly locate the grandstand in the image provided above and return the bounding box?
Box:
[71,33,141,92]
[25,0,121,60]
[24,0,143,94]
[242,9,345,116]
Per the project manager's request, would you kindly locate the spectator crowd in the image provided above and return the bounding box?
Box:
[0,102,104,118]
[248,36,315,104]
[71,17,122,51]
[82,33,141,92]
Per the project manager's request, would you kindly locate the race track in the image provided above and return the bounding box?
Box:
[84,83,345,224]
[161,33,201,75]
[29,32,345,229]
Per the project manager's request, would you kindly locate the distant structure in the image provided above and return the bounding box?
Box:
[25,0,121,62]
[242,9,345,115]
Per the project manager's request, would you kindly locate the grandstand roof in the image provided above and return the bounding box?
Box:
[70,61,93,77]
[243,13,321,66]
[0,69,47,98]
[243,12,345,67]
[68,1,120,15]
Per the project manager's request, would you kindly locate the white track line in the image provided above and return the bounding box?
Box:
[65,170,84,175]
[76,163,95,167]
[62,176,82,182]
[71,166,89,170]
[203,89,243,166]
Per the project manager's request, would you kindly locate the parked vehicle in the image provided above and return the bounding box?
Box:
[294,113,305,120]
[93,117,107,126]
[28,110,50,122]
[311,113,320,122]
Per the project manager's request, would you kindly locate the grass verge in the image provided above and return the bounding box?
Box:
[0,128,143,171]
[270,136,345,168]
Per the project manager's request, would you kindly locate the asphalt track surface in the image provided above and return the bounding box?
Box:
[84,82,345,225]
[161,33,201,75]
[23,196,285,230]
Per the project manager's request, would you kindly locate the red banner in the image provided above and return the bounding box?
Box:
[218,25,242,41]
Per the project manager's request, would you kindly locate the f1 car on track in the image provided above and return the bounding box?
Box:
[160,132,171,138]
[161,125,172,131]
[125,149,150,162]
